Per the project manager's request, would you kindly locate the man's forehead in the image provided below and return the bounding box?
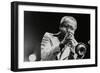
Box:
[60,16,77,30]
[61,19,76,26]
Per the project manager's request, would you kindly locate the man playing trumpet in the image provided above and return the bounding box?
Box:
[41,16,86,61]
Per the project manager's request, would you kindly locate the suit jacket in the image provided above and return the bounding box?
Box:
[41,32,78,61]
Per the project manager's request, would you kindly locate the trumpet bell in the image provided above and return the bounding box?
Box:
[75,43,87,58]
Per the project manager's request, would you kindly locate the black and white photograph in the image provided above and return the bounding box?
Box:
[24,11,90,61]
[11,1,97,71]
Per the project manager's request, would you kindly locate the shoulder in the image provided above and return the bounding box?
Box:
[43,32,54,39]
[43,32,60,37]
[44,32,53,36]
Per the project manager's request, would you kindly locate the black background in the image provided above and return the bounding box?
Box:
[24,11,90,61]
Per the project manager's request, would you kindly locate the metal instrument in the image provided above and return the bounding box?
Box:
[75,43,87,59]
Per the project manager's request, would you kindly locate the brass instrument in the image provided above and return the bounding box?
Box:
[75,42,87,59]
[59,31,88,59]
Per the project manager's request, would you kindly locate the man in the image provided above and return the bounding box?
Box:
[41,16,78,61]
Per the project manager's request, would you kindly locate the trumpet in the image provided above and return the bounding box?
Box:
[59,31,88,59]
[59,32,73,50]
[75,42,87,59]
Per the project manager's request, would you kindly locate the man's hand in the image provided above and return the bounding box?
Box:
[61,32,74,45]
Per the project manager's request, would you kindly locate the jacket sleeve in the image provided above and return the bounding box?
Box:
[41,32,60,61]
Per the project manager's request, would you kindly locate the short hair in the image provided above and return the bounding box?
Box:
[60,16,77,31]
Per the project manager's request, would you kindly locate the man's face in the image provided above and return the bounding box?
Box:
[59,16,77,35]
[59,21,74,35]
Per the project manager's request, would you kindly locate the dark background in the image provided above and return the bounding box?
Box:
[24,11,90,61]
